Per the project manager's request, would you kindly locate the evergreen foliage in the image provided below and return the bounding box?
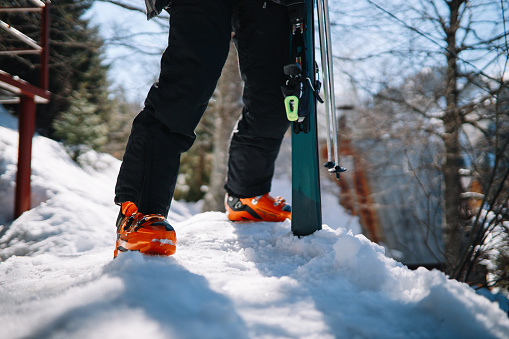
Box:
[0,0,139,163]
[0,0,111,138]
[52,86,108,163]
[173,104,215,202]
[103,87,141,160]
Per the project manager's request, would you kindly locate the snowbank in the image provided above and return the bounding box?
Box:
[1,108,508,338]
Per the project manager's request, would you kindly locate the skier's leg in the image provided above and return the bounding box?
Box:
[115,112,193,216]
[115,0,233,216]
[225,0,291,198]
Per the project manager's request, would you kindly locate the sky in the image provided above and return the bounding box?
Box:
[84,0,167,104]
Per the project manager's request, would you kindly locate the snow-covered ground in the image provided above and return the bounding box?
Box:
[1,108,509,339]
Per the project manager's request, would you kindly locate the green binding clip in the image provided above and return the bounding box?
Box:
[284,95,299,121]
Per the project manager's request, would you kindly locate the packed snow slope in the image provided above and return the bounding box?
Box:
[1,109,509,339]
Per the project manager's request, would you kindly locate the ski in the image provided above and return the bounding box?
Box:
[284,0,323,237]
[285,0,345,236]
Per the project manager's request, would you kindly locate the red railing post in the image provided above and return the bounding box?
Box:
[40,1,50,90]
[15,95,36,218]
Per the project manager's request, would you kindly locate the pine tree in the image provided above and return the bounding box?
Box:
[0,0,111,138]
[102,87,140,160]
[52,87,108,163]
[173,105,214,202]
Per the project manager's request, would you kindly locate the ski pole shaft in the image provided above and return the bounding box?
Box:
[321,0,340,168]
[317,0,346,179]
[316,0,333,165]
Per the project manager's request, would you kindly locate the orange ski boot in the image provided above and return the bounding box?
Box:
[225,193,292,222]
[114,202,176,258]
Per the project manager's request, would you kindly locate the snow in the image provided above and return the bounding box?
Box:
[1,107,509,339]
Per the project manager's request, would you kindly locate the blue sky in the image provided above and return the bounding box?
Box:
[84,1,168,103]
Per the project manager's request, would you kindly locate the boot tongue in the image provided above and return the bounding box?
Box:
[122,202,138,217]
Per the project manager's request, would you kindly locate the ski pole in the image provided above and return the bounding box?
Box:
[316,0,346,179]
[316,0,333,169]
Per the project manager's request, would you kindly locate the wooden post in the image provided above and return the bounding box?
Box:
[15,95,36,218]
[40,2,49,90]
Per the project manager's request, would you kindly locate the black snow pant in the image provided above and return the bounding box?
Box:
[115,0,291,217]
